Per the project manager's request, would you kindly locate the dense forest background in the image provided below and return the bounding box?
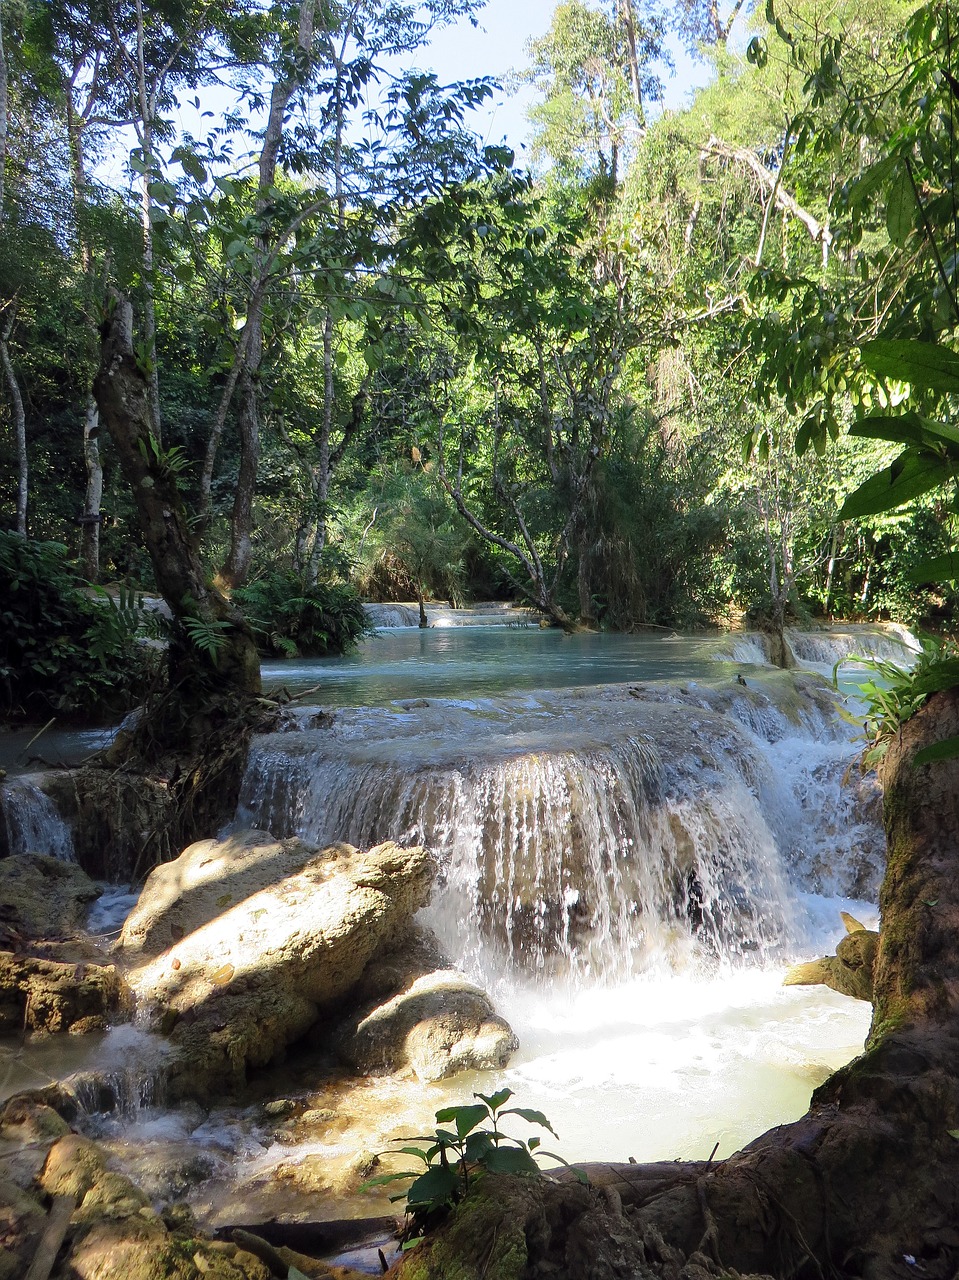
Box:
[3,0,959,701]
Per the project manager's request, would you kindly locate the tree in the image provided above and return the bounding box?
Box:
[524,0,666,180]
[94,293,261,706]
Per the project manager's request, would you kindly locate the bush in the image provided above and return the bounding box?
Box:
[0,532,154,721]
[232,571,370,658]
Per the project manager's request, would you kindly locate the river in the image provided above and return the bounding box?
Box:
[0,616,914,1230]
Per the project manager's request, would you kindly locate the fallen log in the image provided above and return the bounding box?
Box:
[395,688,959,1280]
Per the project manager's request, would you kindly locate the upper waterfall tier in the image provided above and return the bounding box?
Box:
[236,672,882,989]
[363,601,539,628]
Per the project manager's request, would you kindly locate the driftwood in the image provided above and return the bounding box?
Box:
[397,688,959,1279]
[24,1194,75,1280]
[784,911,879,1003]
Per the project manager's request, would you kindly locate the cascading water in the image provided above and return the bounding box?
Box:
[364,601,537,629]
[0,774,75,861]
[237,672,880,992]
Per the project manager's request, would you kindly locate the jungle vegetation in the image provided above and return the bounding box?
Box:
[2,0,959,714]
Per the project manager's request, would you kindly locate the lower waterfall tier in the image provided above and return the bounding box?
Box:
[236,673,883,987]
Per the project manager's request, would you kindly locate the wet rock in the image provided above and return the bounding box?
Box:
[0,853,99,940]
[126,836,435,1100]
[0,1173,45,1280]
[333,927,517,1081]
[0,951,133,1034]
[40,767,179,881]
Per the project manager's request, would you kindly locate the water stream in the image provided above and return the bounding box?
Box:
[0,618,913,1226]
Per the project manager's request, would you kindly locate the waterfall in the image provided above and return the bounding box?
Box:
[67,1026,169,1119]
[236,675,875,990]
[0,774,75,861]
[785,624,919,668]
[364,602,538,629]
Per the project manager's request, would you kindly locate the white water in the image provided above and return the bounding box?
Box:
[0,774,75,861]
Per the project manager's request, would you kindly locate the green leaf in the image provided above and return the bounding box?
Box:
[178,151,208,184]
[908,551,959,583]
[475,1088,513,1112]
[500,1107,558,1137]
[433,1104,489,1140]
[913,736,959,766]
[860,340,959,394]
[464,1131,495,1162]
[885,171,918,246]
[844,156,896,208]
[405,1165,459,1208]
[851,411,959,455]
[838,451,953,518]
[482,1145,541,1175]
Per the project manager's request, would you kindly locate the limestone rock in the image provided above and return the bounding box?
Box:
[0,1173,45,1280]
[0,951,133,1034]
[125,835,435,1099]
[116,829,327,961]
[0,853,99,940]
[339,969,518,1082]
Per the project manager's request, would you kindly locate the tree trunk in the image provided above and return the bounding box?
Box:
[399,688,959,1279]
[0,2,8,217]
[94,294,261,708]
[217,369,259,590]
[80,395,103,580]
[616,0,645,127]
[202,0,319,572]
[0,308,26,535]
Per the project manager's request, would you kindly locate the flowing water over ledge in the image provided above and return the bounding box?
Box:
[0,623,911,1223]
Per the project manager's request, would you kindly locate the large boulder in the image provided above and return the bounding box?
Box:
[116,829,325,960]
[335,930,518,1081]
[123,834,436,1099]
[0,853,99,942]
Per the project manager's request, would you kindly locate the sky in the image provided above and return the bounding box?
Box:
[412,0,713,159]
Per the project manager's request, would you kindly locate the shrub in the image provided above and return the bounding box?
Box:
[0,532,154,721]
[232,571,370,658]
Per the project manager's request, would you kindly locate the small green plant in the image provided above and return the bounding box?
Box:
[364,1089,585,1245]
[835,636,959,767]
[183,615,232,662]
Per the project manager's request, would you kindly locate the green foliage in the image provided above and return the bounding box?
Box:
[364,1089,585,1237]
[0,532,154,720]
[232,571,368,658]
[836,637,959,768]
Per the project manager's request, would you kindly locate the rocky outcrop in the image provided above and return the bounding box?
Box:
[123,835,437,1100]
[335,930,518,1081]
[38,767,179,881]
[0,1095,377,1280]
[0,853,99,942]
[783,910,879,1002]
[0,952,132,1034]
